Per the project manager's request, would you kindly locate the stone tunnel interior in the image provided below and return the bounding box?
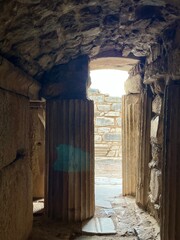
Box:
[0,0,180,239]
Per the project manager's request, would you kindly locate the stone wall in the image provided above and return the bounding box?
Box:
[0,58,40,240]
[30,101,45,199]
[124,20,180,224]
[88,89,122,159]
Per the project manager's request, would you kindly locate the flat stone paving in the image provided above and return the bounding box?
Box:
[95,158,122,179]
[31,177,160,240]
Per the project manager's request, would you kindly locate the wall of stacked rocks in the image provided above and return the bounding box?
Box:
[88,88,122,159]
[124,21,180,224]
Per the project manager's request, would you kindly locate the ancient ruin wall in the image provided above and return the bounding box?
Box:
[0,58,40,240]
[30,102,45,199]
[88,89,122,159]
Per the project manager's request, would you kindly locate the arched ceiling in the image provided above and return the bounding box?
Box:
[0,0,179,82]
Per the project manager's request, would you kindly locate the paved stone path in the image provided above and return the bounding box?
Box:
[31,177,160,240]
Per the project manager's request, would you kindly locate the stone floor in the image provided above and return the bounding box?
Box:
[30,158,159,239]
[31,178,160,240]
[95,158,122,179]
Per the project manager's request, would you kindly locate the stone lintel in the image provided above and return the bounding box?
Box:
[0,57,40,99]
[41,55,89,99]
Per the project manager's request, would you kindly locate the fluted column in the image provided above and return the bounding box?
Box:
[161,85,180,240]
[136,90,151,208]
[122,94,141,196]
[45,99,94,221]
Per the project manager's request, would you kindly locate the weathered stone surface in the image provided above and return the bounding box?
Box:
[89,89,122,159]
[124,74,143,94]
[105,111,120,117]
[151,143,162,162]
[98,127,110,133]
[0,58,40,99]
[30,102,45,198]
[116,117,122,126]
[150,116,163,144]
[105,97,121,103]
[90,95,104,103]
[0,158,32,240]
[96,117,114,126]
[0,1,179,81]
[151,79,166,95]
[97,105,110,112]
[0,90,29,170]
[152,95,162,115]
[46,99,94,221]
[149,169,161,203]
[122,94,141,197]
[103,133,121,141]
[95,135,102,142]
[111,103,121,111]
[41,55,89,99]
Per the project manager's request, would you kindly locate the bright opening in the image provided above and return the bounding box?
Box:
[90,69,128,97]
[89,69,129,211]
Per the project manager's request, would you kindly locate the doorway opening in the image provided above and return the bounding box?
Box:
[88,69,128,210]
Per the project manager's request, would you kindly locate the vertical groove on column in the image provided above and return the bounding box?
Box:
[136,91,151,208]
[45,99,94,222]
[122,94,141,196]
[161,85,180,240]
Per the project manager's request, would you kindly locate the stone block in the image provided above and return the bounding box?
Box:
[95,135,102,142]
[98,127,110,133]
[103,133,121,141]
[0,58,40,99]
[88,88,100,94]
[0,158,32,240]
[96,117,114,126]
[151,143,162,162]
[116,117,122,126]
[150,116,163,144]
[149,168,161,203]
[0,90,29,170]
[151,79,166,95]
[115,128,121,133]
[107,150,116,157]
[97,105,110,112]
[105,96,121,103]
[105,111,120,117]
[111,103,121,111]
[95,144,109,148]
[89,95,104,103]
[152,95,162,115]
[124,74,143,94]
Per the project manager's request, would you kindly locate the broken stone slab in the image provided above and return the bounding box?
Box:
[95,199,112,209]
[82,217,116,235]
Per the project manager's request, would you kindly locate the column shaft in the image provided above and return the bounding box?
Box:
[161,85,180,240]
[45,99,94,221]
[122,94,141,196]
